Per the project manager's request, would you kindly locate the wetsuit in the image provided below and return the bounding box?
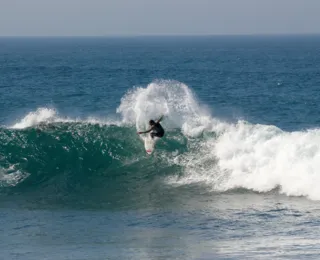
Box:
[151,122,164,138]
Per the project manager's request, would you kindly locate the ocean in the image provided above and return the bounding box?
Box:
[1,35,320,259]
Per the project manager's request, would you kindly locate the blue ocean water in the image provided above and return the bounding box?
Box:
[1,36,320,259]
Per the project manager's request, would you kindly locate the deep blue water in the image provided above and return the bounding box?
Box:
[1,36,320,259]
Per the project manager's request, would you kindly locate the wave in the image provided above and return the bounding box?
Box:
[1,80,320,208]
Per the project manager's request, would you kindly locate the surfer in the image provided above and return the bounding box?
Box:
[137,115,165,139]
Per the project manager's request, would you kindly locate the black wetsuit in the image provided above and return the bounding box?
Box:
[151,122,164,138]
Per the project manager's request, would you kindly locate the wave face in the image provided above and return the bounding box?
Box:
[1,80,320,208]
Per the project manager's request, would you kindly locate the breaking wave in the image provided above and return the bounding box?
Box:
[1,80,320,208]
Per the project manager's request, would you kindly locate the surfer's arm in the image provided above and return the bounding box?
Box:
[156,115,164,123]
[138,127,153,134]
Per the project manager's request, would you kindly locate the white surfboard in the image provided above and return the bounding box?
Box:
[144,134,158,154]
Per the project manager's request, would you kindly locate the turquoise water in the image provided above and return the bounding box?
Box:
[1,36,320,259]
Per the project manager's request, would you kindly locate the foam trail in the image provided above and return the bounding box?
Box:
[116,80,223,135]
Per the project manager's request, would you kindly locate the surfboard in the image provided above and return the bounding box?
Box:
[144,134,157,154]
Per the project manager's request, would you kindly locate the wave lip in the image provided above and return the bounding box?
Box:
[11,108,69,129]
[9,107,121,129]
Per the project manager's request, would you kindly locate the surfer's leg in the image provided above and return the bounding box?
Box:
[151,132,163,139]
[155,132,164,138]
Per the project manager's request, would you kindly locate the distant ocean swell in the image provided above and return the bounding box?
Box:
[1,80,320,206]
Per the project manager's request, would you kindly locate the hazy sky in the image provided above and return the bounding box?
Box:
[1,0,319,36]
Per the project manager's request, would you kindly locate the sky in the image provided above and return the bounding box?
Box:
[0,0,319,36]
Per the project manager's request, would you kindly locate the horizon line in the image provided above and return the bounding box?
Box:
[1,33,320,38]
